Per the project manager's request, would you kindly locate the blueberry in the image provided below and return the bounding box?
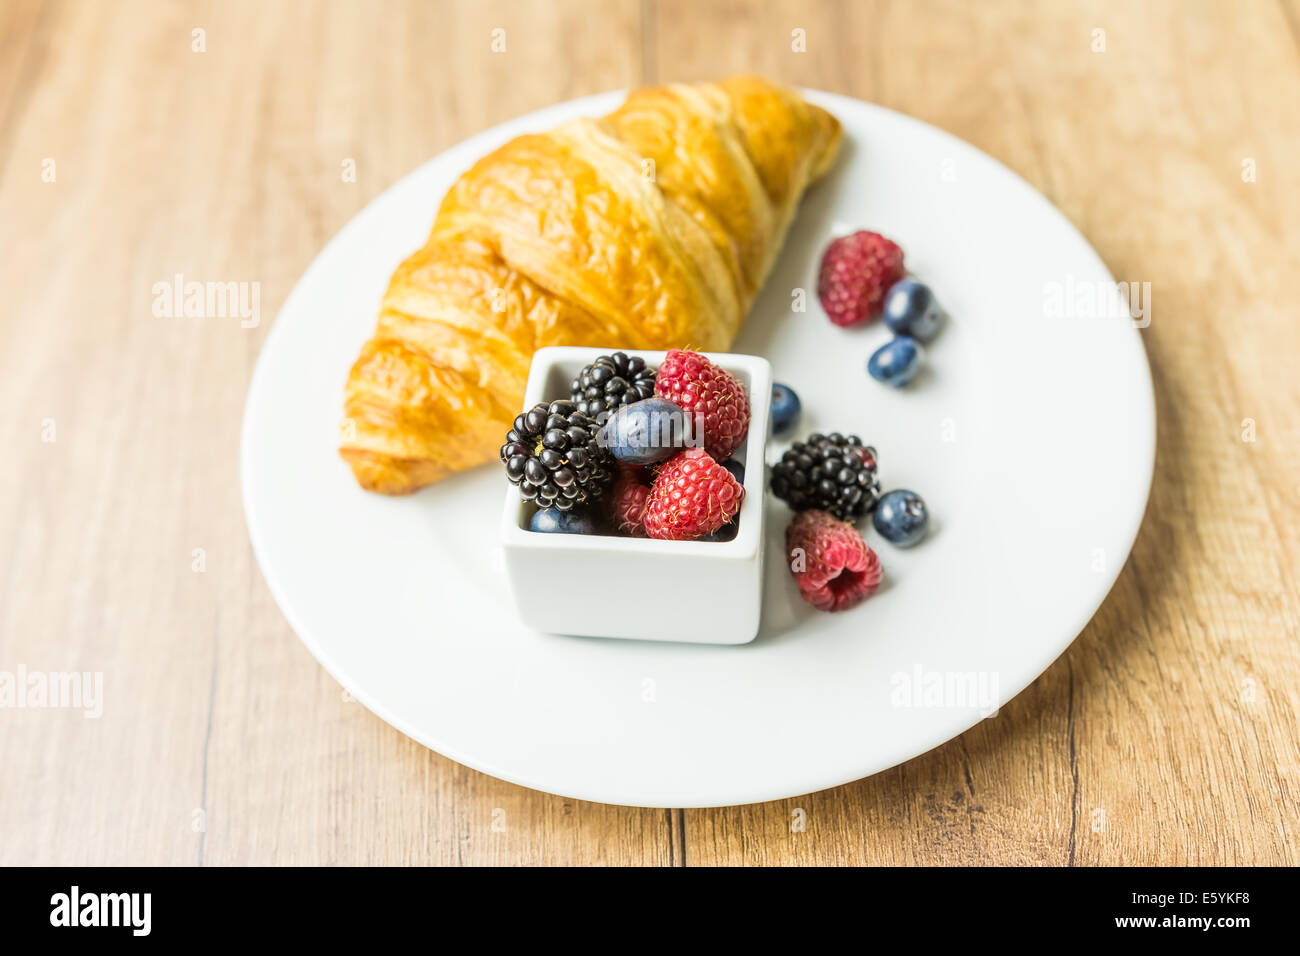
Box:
[867,336,923,387]
[529,506,598,535]
[599,397,690,464]
[721,459,745,485]
[872,489,928,547]
[770,383,802,437]
[703,517,739,542]
[882,278,943,342]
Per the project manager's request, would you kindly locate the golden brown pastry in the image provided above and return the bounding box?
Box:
[341,75,841,494]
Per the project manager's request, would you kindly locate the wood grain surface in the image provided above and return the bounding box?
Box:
[1,0,1296,865]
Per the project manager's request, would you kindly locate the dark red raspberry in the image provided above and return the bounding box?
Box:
[613,460,650,484]
[607,474,651,536]
[785,509,882,611]
[817,231,905,328]
[643,447,744,540]
[653,349,750,461]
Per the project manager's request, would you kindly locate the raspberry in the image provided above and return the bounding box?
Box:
[613,460,650,484]
[785,509,882,611]
[817,231,905,328]
[643,447,744,540]
[653,349,750,461]
[607,474,651,536]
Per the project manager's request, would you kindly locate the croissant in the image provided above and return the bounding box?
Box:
[340,75,841,494]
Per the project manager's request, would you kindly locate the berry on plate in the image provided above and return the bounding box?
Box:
[501,400,612,511]
[530,506,599,535]
[607,471,651,536]
[867,336,923,387]
[817,230,905,328]
[569,352,656,417]
[770,432,881,522]
[653,349,750,461]
[770,383,801,437]
[873,489,929,547]
[882,278,943,341]
[599,397,691,465]
[785,509,882,612]
[643,447,745,540]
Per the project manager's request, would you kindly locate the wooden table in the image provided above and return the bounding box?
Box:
[2,0,1297,866]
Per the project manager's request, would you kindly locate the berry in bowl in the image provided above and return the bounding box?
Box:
[499,346,772,644]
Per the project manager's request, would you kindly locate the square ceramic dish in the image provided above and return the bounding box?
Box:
[501,346,772,644]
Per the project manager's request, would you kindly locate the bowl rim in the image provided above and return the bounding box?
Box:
[499,346,771,560]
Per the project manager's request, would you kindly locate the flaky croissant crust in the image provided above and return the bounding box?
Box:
[341,76,841,494]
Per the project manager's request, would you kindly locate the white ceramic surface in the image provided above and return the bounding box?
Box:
[502,347,771,645]
[241,89,1155,807]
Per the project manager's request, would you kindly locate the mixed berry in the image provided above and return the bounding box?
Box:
[602,397,692,465]
[867,336,923,387]
[786,509,883,612]
[507,227,941,616]
[642,447,744,540]
[873,489,929,548]
[817,230,905,328]
[816,229,947,387]
[882,277,943,341]
[606,466,651,536]
[506,350,750,541]
[531,506,599,535]
[654,348,751,460]
[569,351,656,417]
[762,226,941,612]
[500,399,612,511]
[770,432,880,522]
[770,383,801,437]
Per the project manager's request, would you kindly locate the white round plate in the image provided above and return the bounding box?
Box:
[242,90,1154,807]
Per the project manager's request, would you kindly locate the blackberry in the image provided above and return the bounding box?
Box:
[570,352,656,418]
[770,432,881,521]
[500,400,613,511]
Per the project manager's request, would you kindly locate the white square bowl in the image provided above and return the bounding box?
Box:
[501,346,772,645]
